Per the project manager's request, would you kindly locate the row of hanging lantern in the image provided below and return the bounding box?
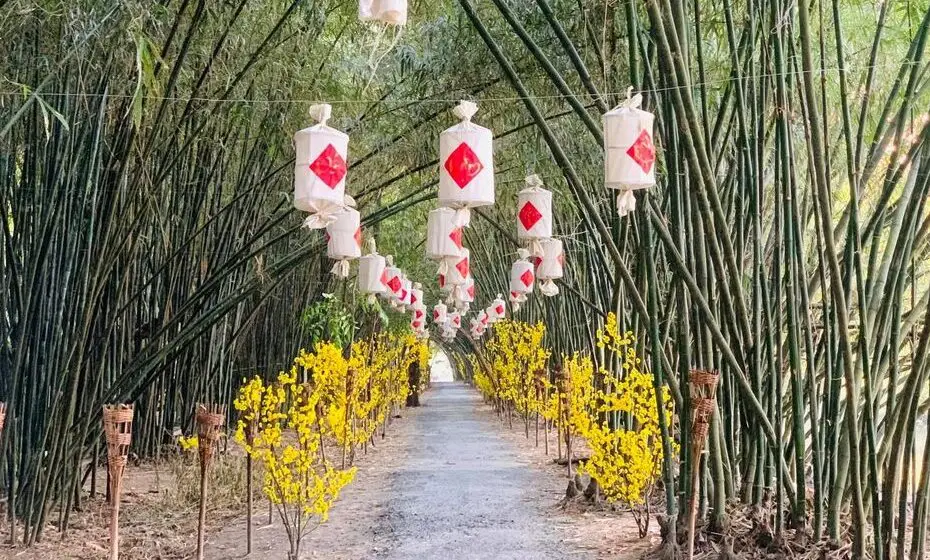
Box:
[294,103,365,279]
[474,88,653,337]
[512,174,563,305]
[293,104,428,339]
[294,82,655,343]
[427,101,497,341]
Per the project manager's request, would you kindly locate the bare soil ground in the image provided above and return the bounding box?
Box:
[0,382,655,559]
[0,450,252,559]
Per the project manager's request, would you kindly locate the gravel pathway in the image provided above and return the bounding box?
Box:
[206,382,597,559]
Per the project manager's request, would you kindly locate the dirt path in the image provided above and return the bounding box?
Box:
[206,382,642,559]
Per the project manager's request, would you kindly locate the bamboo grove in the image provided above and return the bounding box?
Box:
[2,0,930,558]
[441,1,930,557]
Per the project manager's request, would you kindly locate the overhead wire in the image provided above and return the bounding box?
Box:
[0,59,925,107]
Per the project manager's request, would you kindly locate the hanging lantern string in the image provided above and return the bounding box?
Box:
[5,58,924,105]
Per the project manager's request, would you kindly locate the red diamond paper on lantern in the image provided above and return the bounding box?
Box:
[433,309,440,320]
[411,293,418,305]
[518,202,543,231]
[380,269,389,288]
[495,304,504,315]
[467,284,475,299]
[387,276,402,294]
[354,228,362,247]
[532,256,542,268]
[309,144,347,188]
[400,289,408,301]
[449,228,463,249]
[557,253,564,266]
[520,269,534,287]
[415,309,424,320]
[444,143,483,188]
[438,274,446,288]
[455,257,470,278]
[626,130,655,174]
[324,232,331,243]
[510,291,518,299]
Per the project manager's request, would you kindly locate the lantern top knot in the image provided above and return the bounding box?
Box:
[523,174,544,190]
[309,103,333,126]
[343,193,356,208]
[452,100,479,122]
[414,282,422,290]
[385,254,394,266]
[607,87,645,114]
[623,87,642,108]
[367,238,378,254]
[517,247,531,260]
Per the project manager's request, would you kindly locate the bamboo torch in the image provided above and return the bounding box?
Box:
[102,404,134,560]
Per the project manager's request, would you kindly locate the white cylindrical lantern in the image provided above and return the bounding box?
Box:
[433,302,448,324]
[444,249,470,287]
[410,282,424,309]
[377,0,407,25]
[412,305,426,323]
[603,89,656,217]
[477,310,487,326]
[537,238,564,297]
[470,318,485,339]
[516,175,552,255]
[382,258,404,301]
[326,206,361,277]
[438,272,452,293]
[438,101,494,226]
[358,240,387,301]
[510,249,535,295]
[359,0,407,25]
[400,278,412,308]
[294,104,349,228]
[427,207,464,260]
[453,275,475,307]
[509,290,528,313]
[490,294,506,322]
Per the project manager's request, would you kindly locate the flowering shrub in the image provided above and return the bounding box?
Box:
[467,314,674,535]
[233,331,427,559]
[474,320,550,431]
[177,434,199,452]
[579,313,676,536]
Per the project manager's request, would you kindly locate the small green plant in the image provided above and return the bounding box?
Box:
[301,293,354,349]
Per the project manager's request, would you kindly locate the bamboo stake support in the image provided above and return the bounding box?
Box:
[102,404,134,560]
[0,402,5,533]
[195,403,226,560]
[687,369,719,560]
[244,419,255,554]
